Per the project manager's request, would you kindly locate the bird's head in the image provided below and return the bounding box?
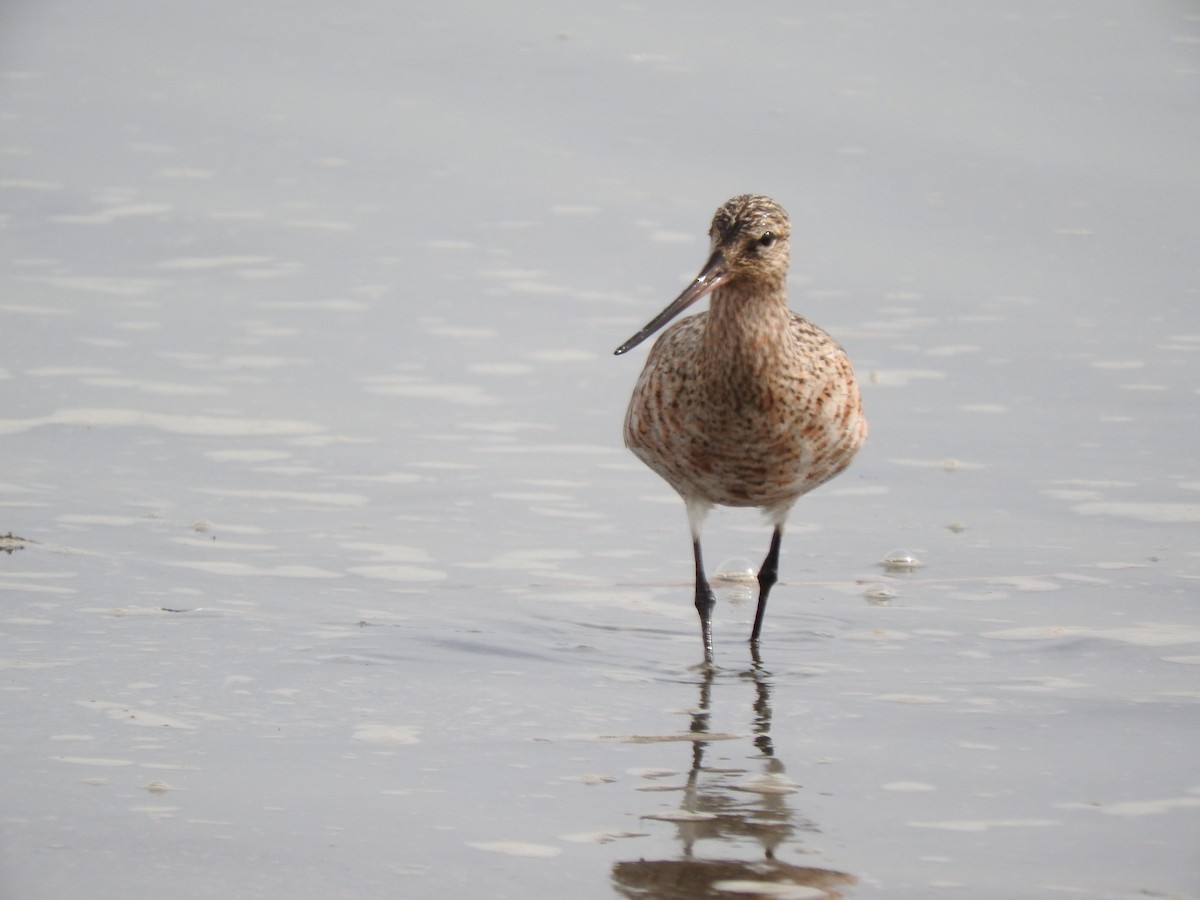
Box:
[614,194,791,356]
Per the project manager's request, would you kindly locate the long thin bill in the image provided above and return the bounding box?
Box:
[613,249,728,356]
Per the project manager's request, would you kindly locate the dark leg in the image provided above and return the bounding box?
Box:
[692,539,717,664]
[750,526,783,644]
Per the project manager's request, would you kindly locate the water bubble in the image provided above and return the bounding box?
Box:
[882,550,923,572]
[712,558,756,584]
[864,584,897,604]
[712,559,756,605]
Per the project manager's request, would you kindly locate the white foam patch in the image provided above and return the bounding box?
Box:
[712,883,827,899]
[983,623,1200,646]
[259,299,369,311]
[51,203,172,224]
[425,239,475,250]
[873,694,947,704]
[191,522,264,535]
[460,422,554,434]
[463,548,581,572]
[82,377,227,396]
[1072,502,1200,523]
[989,576,1060,592]
[288,434,375,448]
[1050,479,1139,488]
[284,219,353,230]
[172,536,276,551]
[208,210,267,221]
[481,443,620,455]
[205,449,293,462]
[341,543,433,561]
[492,492,573,502]
[1042,488,1101,500]
[58,514,145,526]
[845,629,912,642]
[0,178,64,190]
[27,366,116,377]
[557,774,618,786]
[467,842,562,858]
[348,566,447,582]
[352,724,421,745]
[559,830,647,844]
[996,676,1090,692]
[84,605,202,617]
[596,733,740,745]
[869,369,947,387]
[155,256,274,269]
[1056,793,1200,817]
[826,484,890,496]
[644,810,719,822]
[165,561,343,578]
[333,472,422,485]
[1,303,68,316]
[78,700,195,730]
[909,819,1059,832]
[0,408,323,437]
[0,580,78,595]
[733,774,799,795]
[960,403,1008,413]
[21,276,163,296]
[0,657,71,668]
[156,167,215,179]
[221,355,305,369]
[887,457,986,471]
[199,488,367,507]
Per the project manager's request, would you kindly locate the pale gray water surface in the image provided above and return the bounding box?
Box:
[2,2,1199,898]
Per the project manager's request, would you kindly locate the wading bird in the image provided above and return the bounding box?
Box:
[615,194,867,664]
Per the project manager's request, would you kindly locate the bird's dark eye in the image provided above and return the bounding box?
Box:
[757,232,776,249]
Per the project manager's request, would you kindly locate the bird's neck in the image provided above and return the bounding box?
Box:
[704,280,791,351]
[700,280,793,399]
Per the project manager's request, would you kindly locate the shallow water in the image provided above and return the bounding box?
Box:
[3,1,1199,897]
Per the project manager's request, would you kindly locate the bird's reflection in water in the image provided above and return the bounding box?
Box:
[612,652,855,899]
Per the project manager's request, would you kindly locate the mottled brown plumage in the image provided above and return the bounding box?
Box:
[615,194,867,663]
